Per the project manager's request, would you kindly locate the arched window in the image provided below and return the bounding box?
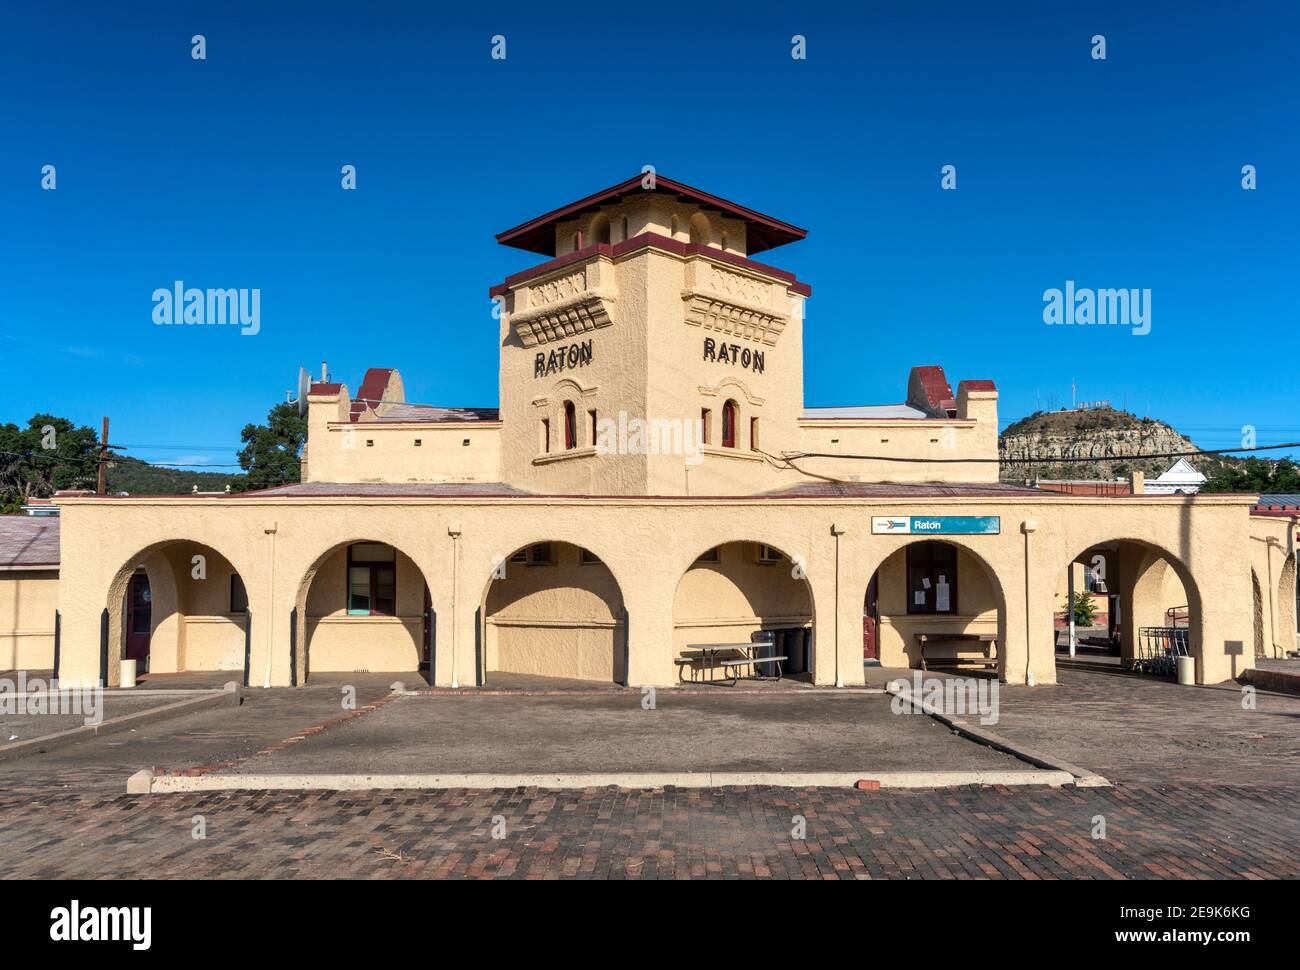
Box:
[722,399,738,448]
[590,213,610,245]
[564,401,577,450]
[689,212,711,246]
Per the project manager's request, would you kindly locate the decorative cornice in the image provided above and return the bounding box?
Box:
[682,258,790,346]
[508,263,617,348]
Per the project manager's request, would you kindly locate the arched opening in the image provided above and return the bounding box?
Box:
[721,399,738,448]
[1052,539,1198,678]
[864,540,1005,677]
[1281,552,1299,654]
[673,541,814,683]
[688,212,711,246]
[295,540,433,682]
[481,541,626,686]
[105,540,251,681]
[589,212,611,245]
[563,400,577,449]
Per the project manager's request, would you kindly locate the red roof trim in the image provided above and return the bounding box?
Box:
[489,232,812,298]
[495,175,807,256]
[959,379,998,393]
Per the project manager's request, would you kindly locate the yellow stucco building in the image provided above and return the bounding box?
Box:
[37,175,1298,689]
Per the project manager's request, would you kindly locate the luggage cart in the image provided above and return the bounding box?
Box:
[1136,626,1189,676]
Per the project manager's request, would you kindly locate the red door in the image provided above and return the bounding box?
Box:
[863,575,879,661]
[125,573,152,665]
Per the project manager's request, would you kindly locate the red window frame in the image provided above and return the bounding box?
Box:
[722,400,737,448]
[564,401,577,449]
[346,545,397,617]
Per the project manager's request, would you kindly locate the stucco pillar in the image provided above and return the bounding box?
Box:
[1189,539,1253,684]
[810,525,866,687]
[621,581,674,686]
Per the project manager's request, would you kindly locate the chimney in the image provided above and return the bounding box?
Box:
[1130,471,1145,495]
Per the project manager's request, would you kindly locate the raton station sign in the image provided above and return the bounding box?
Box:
[703,337,765,374]
[534,339,593,378]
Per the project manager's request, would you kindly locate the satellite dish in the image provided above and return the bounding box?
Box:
[296,366,311,417]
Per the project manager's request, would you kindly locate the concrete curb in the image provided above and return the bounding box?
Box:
[129,767,1073,794]
[401,687,884,697]
[884,680,1111,788]
[1,683,242,764]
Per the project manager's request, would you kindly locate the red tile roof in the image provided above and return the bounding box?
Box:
[496,175,807,256]
[350,367,397,421]
[959,379,997,393]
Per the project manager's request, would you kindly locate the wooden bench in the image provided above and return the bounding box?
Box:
[916,633,998,672]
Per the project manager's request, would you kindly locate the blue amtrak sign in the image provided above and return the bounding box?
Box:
[871,516,1001,536]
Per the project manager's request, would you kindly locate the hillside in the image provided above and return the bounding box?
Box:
[105,455,238,495]
[998,407,1230,483]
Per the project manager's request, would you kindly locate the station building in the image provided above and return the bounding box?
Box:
[43,176,1299,688]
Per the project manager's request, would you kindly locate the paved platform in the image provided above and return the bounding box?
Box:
[204,691,1025,777]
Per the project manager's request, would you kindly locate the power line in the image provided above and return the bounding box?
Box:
[782,440,1300,465]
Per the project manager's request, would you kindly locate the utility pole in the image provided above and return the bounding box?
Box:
[97,417,125,495]
[97,417,109,495]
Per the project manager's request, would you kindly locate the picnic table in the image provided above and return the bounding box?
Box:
[675,632,787,686]
[916,632,998,672]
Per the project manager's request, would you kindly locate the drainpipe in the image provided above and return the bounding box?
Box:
[262,523,277,688]
[831,523,846,688]
[1021,520,1038,686]
[448,523,462,688]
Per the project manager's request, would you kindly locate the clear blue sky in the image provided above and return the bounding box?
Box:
[2,1,1296,470]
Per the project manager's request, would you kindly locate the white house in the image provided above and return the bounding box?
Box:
[1146,458,1207,495]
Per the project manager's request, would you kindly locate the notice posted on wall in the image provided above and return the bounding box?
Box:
[936,578,950,612]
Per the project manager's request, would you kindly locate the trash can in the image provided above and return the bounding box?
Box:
[785,628,807,673]
[1175,655,1195,685]
[120,659,137,688]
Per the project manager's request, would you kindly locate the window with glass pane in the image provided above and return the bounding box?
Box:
[348,566,372,615]
[373,565,396,615]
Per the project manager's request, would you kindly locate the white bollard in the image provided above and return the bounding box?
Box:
[1175,655,1195,686]
[119,659,137,688]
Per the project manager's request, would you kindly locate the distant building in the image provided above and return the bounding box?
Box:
[1145,458,1206,495]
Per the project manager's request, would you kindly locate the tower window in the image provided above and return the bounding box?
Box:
[722,400,738,448]
[750,417,759,451]
[701,408,711,445]
[564,401,577,450]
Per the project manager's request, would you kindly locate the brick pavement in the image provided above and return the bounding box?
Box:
[0,782,1294,879]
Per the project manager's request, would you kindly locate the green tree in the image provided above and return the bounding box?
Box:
[1201,456,1300,493]
[231,401,307,492]
[1072,590,1098,628]
[0,414,100,512]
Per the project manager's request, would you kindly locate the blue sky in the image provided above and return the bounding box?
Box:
[2,1,1296,469]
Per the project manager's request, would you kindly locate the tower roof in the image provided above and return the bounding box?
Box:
[495,175,807,256]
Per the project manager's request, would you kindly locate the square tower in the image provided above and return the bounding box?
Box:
[490,175,811,496]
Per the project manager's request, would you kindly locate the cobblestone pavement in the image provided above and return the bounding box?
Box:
[0,781,1295,879]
